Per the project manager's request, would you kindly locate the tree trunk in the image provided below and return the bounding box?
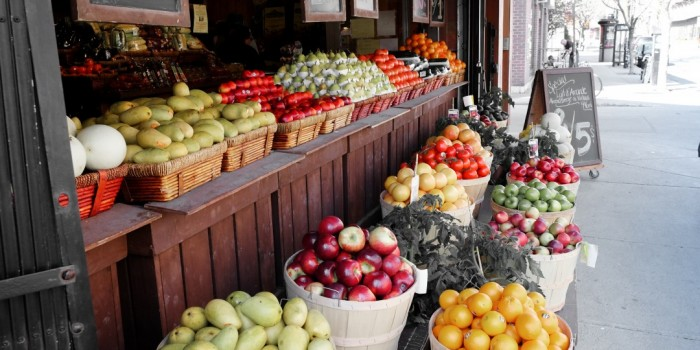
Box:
[655,2,673,91]
[628,26,636,74]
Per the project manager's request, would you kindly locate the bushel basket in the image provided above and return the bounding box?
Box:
[273,113,325,150]
[320,104,355,134]
[222,124,276,172]
[68,164,129,219]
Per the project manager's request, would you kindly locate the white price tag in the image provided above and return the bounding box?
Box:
[414,267,429,294]
[580,242,598,268]
[409,154,420,203]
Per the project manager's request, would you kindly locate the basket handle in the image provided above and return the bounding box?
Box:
[89,169,109,217]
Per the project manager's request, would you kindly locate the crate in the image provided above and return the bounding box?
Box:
[272,113,325,150]
[222,124,277,172]
[67,164,129,219]
[121,142,226,202]
[320,104,355,134]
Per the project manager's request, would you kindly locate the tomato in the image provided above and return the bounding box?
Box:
[427,159,438,168]
[463,169,478,179]
[477,167,490,177]
[449,159,464,172]
[445,146,456,158]
[400,162,409,169]
[474,156,486,168]
[434,139,449,153]
[423,148,436,160]
[455,171,463,180]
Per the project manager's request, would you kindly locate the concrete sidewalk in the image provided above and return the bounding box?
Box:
[502,51,700,349]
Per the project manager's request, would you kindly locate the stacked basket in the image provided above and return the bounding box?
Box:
[67,164,129,219]
[222,124,277,172]
[319,104,355,134]
[272,113,326,150]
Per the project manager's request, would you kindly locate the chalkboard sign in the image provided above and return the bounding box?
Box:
[72,0,191,27]
[525,68,603,168]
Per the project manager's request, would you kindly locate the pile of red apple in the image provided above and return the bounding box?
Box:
[287,215,416,302]
[274,93,351,123]
[411,139,490,180]
[489,210,583,255]
[508,156,579,184]
[358,49,423,90]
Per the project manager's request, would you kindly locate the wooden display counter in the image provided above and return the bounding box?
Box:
[81,83,465,349]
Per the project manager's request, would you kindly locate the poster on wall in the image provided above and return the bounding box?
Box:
[412,0,429,23]
[302,0,347,22]
[350,0,379,18]
[430,0,445,26]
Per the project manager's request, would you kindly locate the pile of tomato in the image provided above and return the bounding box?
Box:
[275,93,351,123]
[61,58,108,76]
[358,49,423,90]
[218,70,284,107]
[399,33,466,72]
[407,139,490,181]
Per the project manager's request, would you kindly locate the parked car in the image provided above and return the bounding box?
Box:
[633,36,654,64]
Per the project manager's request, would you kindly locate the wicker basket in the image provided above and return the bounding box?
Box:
[372,93,396,114]
[121,142,227,202]
[408,82,426,100]
[272,113,325,150]
[350,97,377,123]
[319,104,355,134]
[392,86,412,106]
[222,124,277,172]
[490,200,576,225]
[67,164,129,219]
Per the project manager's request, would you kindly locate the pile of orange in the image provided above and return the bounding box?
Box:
[399,33,466,72]
[432,282,570,350]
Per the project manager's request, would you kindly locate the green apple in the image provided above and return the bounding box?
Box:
[548,199,562,212]
[533,181,547,190]
[546,181,559,189]
[512,180,526,188]
[518,186,530,196]
[539,232,555,246]
[525,188,540,202]
[504,196,519,209]
[533,200,549,213]
[562,190,576,203]
[494,185,506,193]
[518,199,533,211]
[559,199,573,211]
[555,185,567,193]
[504,184,519,197]
[492,191,507,206]
[554,217,570,226]
[539,188,555,201]
[554,193,568,203]
[527,179,542,187]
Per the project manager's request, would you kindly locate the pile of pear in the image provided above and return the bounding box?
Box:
[82,82,276,165]
[162,291,334,350]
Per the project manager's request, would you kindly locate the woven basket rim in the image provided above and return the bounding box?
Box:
[275,113,325,134]
[126,142,226,177]
[225,125,269,147]
[75,163,129,188]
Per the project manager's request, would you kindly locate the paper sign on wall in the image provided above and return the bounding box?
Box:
[192,4,208,33]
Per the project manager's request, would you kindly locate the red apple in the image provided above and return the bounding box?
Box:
[509,213,525,226]
[323,282,348,300]
[555,158,566,169]
[557,173,572,184]
[569,231,583,244]
[338,226,367,253]
[295,275,314,289]
[305,281,325,295]
[514,232,528,247]
[314,234,340,260]
[398,260,413,275]
[548,239,564,254]
[389,246,401,256]
[494,211,509,224]
[532,219,548,235]
[392,270,415,292]
[548,222,565,236]
[561,165,575,173]
[337,259,363,287]
[368,226,398,256]
[537,161,553,172]
[297,249,320,275]
[335,251,353,262]
[302,231,319,250]
[315,261,338,285]
[363,271,392,297]
[526,232,540,247]
[381,254,403,277]
[356,247,383,274]
[383,286,403,299]
[318,215,344,236]
[488,221,499,232]
[518,218,536,233]
[286,262,305,280]
[565,223,581,234]
[556,232,572,246]
[347,285,376,302]
[525,207,540,219]
[362,228,370,242]
[570,173,580,183]
[545,171,559,182]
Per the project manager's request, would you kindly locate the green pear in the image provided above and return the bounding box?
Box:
[282,298,307,327]
[307,338,334,350]
[204,299,242,329]
[239,296,283,327]
[161,344,187,350]
[195,327,220,341]
[277,325,309,350]
[181,306,208,331]
[262,346,278,350]
[303,310,331,340]
[234,325,267,350]
[182,340,218,350]
[210,325,239,350]
[264,321,285,345]
[167,326,195,344]
[235,305,257,330]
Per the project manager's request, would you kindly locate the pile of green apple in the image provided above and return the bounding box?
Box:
[274,50,396,102]
[162,291,333,350]
[491,178,576,212]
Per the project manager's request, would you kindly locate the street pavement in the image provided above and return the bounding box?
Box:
[498,50,700,349]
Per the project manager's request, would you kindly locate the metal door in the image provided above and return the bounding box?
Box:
[0,0,97,348]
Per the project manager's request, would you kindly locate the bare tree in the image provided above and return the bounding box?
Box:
[548,1,569,39]
[601,0,655,73]
[570,0,605,49]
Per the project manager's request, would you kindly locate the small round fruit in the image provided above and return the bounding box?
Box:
[528,291,547,310]
[481,310,507,336]
[419,173,437,191]
[516,312,543,341]
[489,333,518,350]
[538,309,559,334]
[479,281,504,305]
[397,167,415,183]
[549,331,570,349]
[463,329,490,350]
[521,339,548,350]
[458,288,479,304]
[497,295,523,323]
[437,324,463,350]
[391,183,411,202]
[466,292,493,317]
[448,304,473,328]
[384,176,398,190]
[439,289,460,310]
[502,282,528,304]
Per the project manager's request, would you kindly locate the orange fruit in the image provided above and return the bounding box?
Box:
[440,289,460,309]
[456,122,470,131]
[471,317,482,330]
[515,312,542,340]
[458,288,479,304]
[549,331,569,349]
[480,311,507,336]
[463,329,490,350]
[433,324,444,338]
[522,296,536,310]
[528,291,547,310]
[536,328,550,346]
[504,323,521,343]
[466,293,493,317]
[442,125,461,141]
[521,340,548,350]
[438,324,463,350]
[497,295,523,323]
[537,310,559,334]
[435,311,446,326]
[488,333,518,350]
[479,282,504,305]
[502,283,528,304]
[547,346,563,350]
[448,304,474,329]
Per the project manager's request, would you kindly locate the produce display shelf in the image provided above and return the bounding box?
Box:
[81,203,161,252]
